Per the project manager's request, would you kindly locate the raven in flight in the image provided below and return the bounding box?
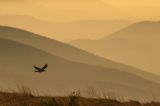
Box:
[33,64,48,73]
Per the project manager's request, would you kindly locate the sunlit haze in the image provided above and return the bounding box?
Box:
[0,0,160,22]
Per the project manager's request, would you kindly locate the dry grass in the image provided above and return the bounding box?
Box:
[0,87,159,106]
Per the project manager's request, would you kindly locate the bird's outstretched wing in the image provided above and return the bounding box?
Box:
[42,64,48,70]
[33,66,41,71]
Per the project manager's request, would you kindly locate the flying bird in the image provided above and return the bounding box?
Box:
[33,64,48,73]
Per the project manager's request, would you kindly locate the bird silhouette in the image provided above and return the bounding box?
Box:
[33,64,48,73]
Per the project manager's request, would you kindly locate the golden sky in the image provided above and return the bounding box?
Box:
[0,0,160,22]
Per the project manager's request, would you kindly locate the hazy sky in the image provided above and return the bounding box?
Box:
[0,0,160,22]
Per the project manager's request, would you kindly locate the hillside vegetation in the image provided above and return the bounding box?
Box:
[0,90,159,106]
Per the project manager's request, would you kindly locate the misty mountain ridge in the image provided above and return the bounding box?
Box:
[0,15,132,41]
[70,21,160,75]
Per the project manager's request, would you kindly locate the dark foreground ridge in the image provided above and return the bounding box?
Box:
[0,91,159,106]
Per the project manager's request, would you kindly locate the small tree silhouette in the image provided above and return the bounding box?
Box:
[68,91,81,106]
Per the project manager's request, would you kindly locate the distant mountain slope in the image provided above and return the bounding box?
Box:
[0,38,160,101]
[0,25,160,84]
[70,21,160,75]
[0,15,132,41]
[1,25,160,84]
